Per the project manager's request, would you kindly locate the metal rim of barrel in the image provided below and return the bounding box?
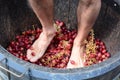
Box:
[0,45,120,79]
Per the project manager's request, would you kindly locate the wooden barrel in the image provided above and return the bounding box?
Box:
[0,0,120,80]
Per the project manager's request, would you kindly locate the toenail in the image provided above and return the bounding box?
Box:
[70,60,76,65]
[31,52,35,56]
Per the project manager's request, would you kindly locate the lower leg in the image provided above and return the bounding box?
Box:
[27,0,56,62]
[67,0,101,68]
[29,0,54,29]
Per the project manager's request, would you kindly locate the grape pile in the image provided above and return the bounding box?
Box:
[7,21,110,68]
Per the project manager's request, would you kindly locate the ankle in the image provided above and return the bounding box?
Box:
[42,27,56,37]
[73,38,85,47]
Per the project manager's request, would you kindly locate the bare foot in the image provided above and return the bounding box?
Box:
[27,28,56,62]
[67,42,85,68]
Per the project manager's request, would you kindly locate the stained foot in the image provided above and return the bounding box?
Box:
[27,29,56,62]
[67,42,85,68]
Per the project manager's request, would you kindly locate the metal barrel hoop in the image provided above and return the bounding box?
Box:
[0,58,28,78]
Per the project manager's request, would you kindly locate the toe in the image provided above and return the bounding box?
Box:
[79,59,84,67]
[29,52,43,62]
[27,49,33,60]
[66,63,76,68]
[29,51,45,62]
[29,56,39,62]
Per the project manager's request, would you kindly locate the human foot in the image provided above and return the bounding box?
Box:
[67,42,85,68]
[27,28,56,62]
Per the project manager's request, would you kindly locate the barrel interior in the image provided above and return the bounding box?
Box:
[0,0,120,80]
[0,0,120,58]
